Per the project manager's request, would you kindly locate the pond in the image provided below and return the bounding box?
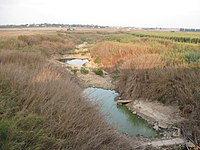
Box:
[65,59,89,66]
[83,87,158,137]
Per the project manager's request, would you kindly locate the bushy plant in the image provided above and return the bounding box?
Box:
[94,68,103,76]
[80,67,89,74]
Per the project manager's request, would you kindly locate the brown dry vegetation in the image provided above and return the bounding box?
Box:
[0,51,132,150]
[91,35,200,146]
[0,34,75,56]
[0,29,138,150]
[1,29,200,148]
[91,41,154,67]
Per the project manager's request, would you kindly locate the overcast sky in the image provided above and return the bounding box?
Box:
[0,0,200,28]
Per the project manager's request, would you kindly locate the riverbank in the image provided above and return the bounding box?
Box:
[52,42,186,149]
[51,43,115,90]
[126,99,184,128]
[1,29,196,149]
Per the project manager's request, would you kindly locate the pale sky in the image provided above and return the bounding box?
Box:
[0,0,200,28]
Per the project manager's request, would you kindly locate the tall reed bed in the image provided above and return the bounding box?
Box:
[0,51,131,150]
[0,34,75,55]
[92,36,200,145]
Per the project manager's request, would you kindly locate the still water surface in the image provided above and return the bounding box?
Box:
[83,87,158,137]
[66,59,89,66]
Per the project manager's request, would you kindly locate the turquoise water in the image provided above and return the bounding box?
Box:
[66,59,89,66]
[83,87,158,137]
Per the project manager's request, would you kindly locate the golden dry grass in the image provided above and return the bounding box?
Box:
[0,31,76,56]
[91,41,155,67]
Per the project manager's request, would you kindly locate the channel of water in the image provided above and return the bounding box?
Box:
[83,87,158,137]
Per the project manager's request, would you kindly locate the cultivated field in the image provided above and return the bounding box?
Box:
[130,31,200,43]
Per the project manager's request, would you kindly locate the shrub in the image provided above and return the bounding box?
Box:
[94,68,103,76]
[80,67,89,74]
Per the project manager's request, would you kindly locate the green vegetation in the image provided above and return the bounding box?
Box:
[157,95,166,104]
[194,91,200,103]
[184,51,200,64]
[0,80,55,150]
[0,113,55,150]
[0,120,12,149]
[130,31,200,44]
[94,56,101,64]
[80,67,89,74]
[103,34,137,43]
[94,68,104,76]
[63,49,76,54]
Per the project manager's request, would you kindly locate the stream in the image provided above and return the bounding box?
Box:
[83,87,158,137]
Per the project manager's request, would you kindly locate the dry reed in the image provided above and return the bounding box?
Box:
[0,51,132,149]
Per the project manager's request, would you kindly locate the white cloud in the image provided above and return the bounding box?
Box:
[0,0,199,28]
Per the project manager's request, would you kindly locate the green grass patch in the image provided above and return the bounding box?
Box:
[0,83,56,150]
[94,57,101,64]
[194,91,200,103]
[0,120,12,149]
[80,37,93,43]
[63,49,76,54]
[103,34,137,43]
[161,51,200,65]
[0,113,55,150]
[184,51,200,64]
